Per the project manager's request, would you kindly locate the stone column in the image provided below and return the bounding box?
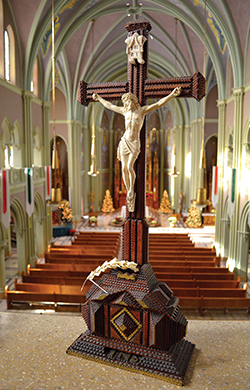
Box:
[22,91,36,265]
[190,119,202,201]
[42,101,51,166]
[16,227,28,274]
[98,127,104,208]
[109,129,114,193]
[183,124,191,211]
[46,203,53,247]
[214,99,227,254]
[22,90,33,167]
[27,214,36,267]
[42,101,52,250]
[174,124,183,211]
[0,234,6,298]
[228,88,244,272]
[82,125,90,213]
[68,120,82,221]
[159,129,164,198]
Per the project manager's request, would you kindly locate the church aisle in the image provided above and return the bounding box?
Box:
[0,312,249,389]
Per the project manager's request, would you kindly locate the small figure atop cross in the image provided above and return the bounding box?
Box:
[78,19,205,265]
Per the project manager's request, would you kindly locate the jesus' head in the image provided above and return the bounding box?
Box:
[122,93,140,111]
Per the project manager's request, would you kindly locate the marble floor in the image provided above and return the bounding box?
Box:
[0,312,250,390]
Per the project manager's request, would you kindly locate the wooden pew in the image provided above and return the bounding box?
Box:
[6,232,249,314]
[35,262,97,272]
[5,282,88,311]
[194,278,241,289]
[22,274,83,285]
[171,287,247,299]
[45,253,114,263]
[28,268,89,278]
[179,297,250,316]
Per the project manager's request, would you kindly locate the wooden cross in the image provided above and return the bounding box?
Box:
[78,19,205,266]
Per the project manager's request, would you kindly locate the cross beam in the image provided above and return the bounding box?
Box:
[78,72,205,107]
[78,19,205,265]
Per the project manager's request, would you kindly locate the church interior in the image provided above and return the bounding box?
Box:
[1,0,250,388]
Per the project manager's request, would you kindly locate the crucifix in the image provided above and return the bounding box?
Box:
[70,19,205,383]
[78,19,205,266]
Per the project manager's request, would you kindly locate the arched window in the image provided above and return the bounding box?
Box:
[31,57,39,97]
[4,30,10,81]
[4,25,16,84]
[33,126,42,166]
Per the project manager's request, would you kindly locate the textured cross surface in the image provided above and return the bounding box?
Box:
[78,20,205,266]
[70,19,206,385]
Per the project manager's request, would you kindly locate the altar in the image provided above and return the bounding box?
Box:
[53,223,73,237]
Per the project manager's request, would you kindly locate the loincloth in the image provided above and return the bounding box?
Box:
[117,137,140,161]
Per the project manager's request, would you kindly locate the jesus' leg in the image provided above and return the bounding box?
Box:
[127,153,137,197]
[125,153,137,212]
[121,154,130,193]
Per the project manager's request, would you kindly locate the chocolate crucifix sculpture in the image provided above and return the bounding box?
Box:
[78,19,205,266]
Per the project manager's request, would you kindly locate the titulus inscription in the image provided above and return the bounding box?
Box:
[106,348,141,364]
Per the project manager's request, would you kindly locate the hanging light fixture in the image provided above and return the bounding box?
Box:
[194,0,208,207]
[88,20,99,177]
[169,18,180,178]
[51,0,59,171]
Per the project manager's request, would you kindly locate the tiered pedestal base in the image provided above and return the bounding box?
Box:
[67,330,194,386]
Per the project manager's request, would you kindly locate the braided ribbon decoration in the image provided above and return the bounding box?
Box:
[81,258,139,293]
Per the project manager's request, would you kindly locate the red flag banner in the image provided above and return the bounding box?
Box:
[1,169,10,228]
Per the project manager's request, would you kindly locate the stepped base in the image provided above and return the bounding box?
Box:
[67,330,195,386]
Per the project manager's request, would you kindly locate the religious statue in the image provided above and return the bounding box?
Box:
[93,86,181,212]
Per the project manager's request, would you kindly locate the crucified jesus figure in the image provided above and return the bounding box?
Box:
[93,86,181,212]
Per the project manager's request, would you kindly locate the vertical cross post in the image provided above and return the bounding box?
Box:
[77,19,205,267]
[121,20,152,266]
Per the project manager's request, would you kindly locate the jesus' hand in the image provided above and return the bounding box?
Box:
[92,93,99,101]
[171,86,181,97]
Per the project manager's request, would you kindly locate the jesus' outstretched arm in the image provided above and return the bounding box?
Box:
[142,86,181,115]
[92,93,124,115]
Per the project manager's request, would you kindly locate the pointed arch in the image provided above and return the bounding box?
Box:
[0,220,6,245]
[235,200,250,280]
[34,191,44,219]
[1,116,13,144]
[10,198,26,232]
[10,198,29,273]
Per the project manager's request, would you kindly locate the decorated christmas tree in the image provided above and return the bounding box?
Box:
[58,201,73,224]
[101,189,115,213]
[186,204,202,228]
[159,190,172,214]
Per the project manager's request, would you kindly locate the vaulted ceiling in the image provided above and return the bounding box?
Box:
[7,0,250,120]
